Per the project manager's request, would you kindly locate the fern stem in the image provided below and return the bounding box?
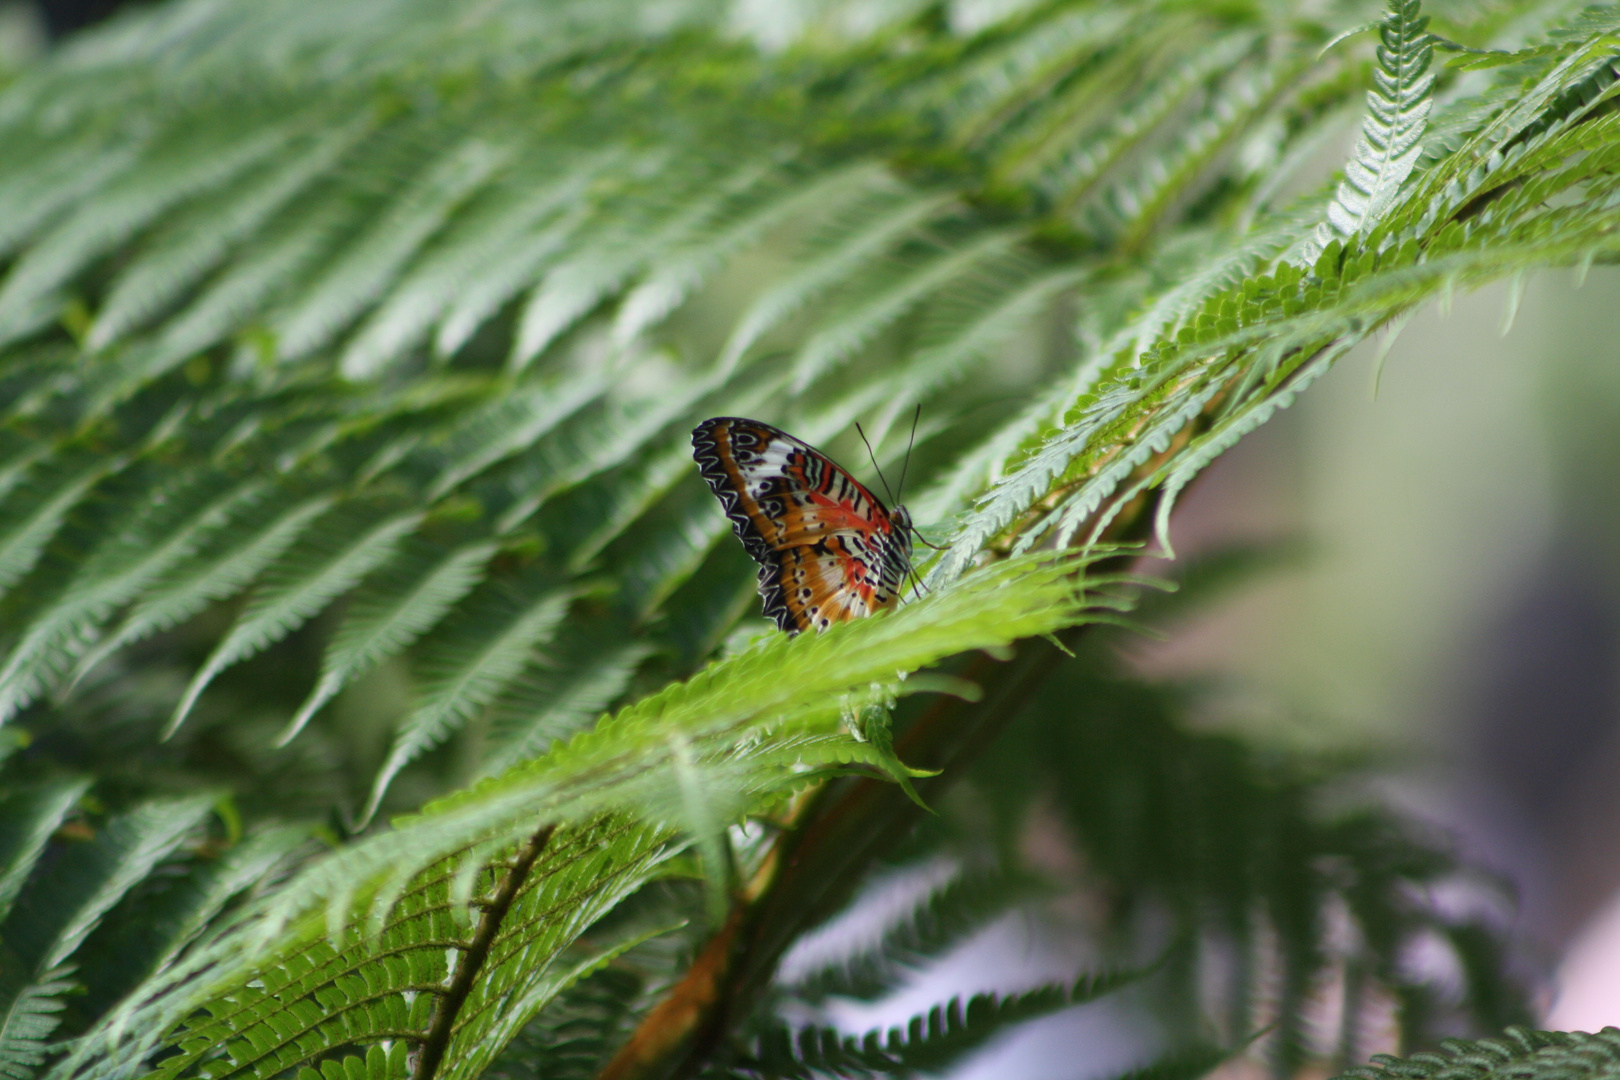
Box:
[411,822,556,1080]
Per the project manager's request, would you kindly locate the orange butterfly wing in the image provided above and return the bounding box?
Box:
[692,417,912,633]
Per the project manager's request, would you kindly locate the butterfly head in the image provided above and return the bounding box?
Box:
[891,504,914,558]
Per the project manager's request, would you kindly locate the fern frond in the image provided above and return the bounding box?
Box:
[788,229,1021,391]
[0,781,91,921]
[785,867,1038,1004]
[362,582,573,824]
[493,384,719,542]
[86,118,372,353]
[139,198,356,380]
[914,5,1134,143]
[745,962,1149,1077]
[66,492,334,694]
[0,117,299,348]
[0,2,1604,1074]
[0,472,267,723]
[0,965,75,1080]
[714,188,956,371]
[508,158,770,371]
[110,818,672,1080]
[423,376,608,502]
[47,551,1112,1080]
[0,138,137,259]
[167,506,422,737]
[8,796,216,974]
[1038,31,1258,212]
[1106,51,1309,252]
[1341,1029,1620,1080]
[1304,0,1435,260]
[308,553,1098,926]
[340,148,624,377]
[85,824,312,1004]
[478,631,652,779]
[281,540,497,744]
[0,456,123,606]
[274,138,512,363]
[610,162,890,347]
[482,966,647,1080]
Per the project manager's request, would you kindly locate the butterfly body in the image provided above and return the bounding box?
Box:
[692,417,913,634]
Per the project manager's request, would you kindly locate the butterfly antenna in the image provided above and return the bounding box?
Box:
[896,403,920,504]
[854,422,898,506]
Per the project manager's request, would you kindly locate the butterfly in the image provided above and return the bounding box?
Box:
[692,416,918,634]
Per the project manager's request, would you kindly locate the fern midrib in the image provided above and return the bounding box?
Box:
[414,824,555,1080]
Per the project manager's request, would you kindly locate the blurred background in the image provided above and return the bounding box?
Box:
[1154,267,1620,1030]
[7,0,1620,1073]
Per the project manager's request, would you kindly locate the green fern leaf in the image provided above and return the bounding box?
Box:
[67,492,334,692]
[0,119,297,347]
[0,473,269,722]
[0,965,76,1080]
[284,552,1106,942]
[94,819,673,1080]
[115,824,312,990]
[424,375,607,502]
[138,198,354,378]
[751,962,1151,1077]
[786,868,1039,1004]
[0,781,91,923]
[0,137,137,259]
[0,456,121,608]
[8,796,215,973]
[788,230,1021,391]
[361,583,573,823]
[1305,0,1434,259]
[479,632,652,778]
[610,162,891,347]
[1341,1029,1620,1080]
[508,159,769,371]
[167,507,422,737]
[85,119,372,353]
[1040,31,1258,211]
[1108,50,1304,251]
[274,138,512,362]
[281,539,498,744]
[339,148,623,378]
[714,188,955,371]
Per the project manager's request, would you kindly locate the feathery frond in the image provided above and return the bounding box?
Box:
[740,963,1152,1078]
[1304,0,1436,260]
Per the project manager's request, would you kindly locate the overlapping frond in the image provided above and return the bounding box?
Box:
[739,964,1153,1078]
[134,819,670,1080]
[0,781,309,1080]
[0,967,75,1080]
[1304,0,1436,260]
[784,868,1039,1005]
[1341,1029,1620,1080]
[934,0,1620,580]
[50,554,1120,1080]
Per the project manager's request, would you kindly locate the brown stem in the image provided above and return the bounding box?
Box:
[595,902,748,1080]
[412,823,556,1080]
